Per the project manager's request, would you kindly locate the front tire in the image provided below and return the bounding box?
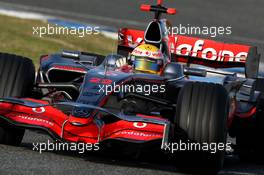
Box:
[173,82,229,175]
[0,53,35,146]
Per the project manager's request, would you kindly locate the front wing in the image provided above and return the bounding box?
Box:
[0,98,170,148]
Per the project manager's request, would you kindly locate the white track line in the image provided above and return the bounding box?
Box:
[0,1,263,43]
[0,8,51,20]
[0,1,145,27]
[219,171,257,175]
[0,5,118,39]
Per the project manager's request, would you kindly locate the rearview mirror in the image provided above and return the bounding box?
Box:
[184,67,207,77]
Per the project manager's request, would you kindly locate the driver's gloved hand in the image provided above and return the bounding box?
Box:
[115,57,128,67]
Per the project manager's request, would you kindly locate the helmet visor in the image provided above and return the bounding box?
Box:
[134,56,162,74]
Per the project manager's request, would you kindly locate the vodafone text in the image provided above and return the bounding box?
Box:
[127,36,248,63]
[170,39,248,62]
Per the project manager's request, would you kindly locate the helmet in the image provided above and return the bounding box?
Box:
[130,44,164,74]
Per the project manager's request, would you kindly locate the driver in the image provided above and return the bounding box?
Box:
[116,44,165,74]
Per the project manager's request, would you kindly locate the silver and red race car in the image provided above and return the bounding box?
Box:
[0,0,263,174]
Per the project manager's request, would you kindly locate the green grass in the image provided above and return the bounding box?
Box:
[0,15,117,65]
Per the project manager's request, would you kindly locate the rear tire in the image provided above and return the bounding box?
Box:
[255,78,264,93]
[173,82,229,175]
[236,81,264,162]
[0,53,35,146]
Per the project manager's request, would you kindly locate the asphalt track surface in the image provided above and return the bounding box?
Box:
[0,0,264,175]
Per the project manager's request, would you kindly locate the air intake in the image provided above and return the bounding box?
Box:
[144,21,162,44]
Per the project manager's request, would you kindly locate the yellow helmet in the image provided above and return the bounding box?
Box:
[130,44,164,74]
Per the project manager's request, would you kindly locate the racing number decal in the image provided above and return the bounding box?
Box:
[133,122,147,128]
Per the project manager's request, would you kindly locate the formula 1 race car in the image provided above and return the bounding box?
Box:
[0,0,263,174]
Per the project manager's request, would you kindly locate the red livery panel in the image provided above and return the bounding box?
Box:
[0,99,165,144]
[118,28,254,68]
